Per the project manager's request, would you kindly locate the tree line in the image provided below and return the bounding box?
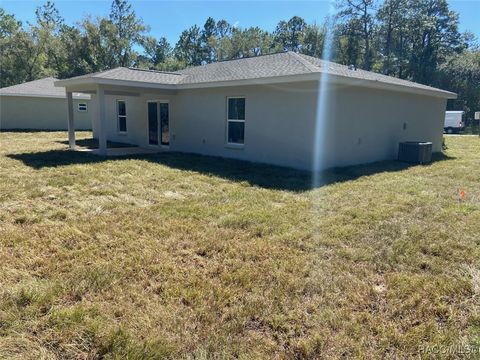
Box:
[0,0,478,122]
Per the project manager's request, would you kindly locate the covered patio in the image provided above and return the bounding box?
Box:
[56,68,180,155]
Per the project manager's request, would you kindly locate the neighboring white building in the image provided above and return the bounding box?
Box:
[55,52,456,171]
[0,77,91,130]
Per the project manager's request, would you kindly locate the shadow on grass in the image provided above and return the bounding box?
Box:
[7,150,454,192]
[56,138,137,149]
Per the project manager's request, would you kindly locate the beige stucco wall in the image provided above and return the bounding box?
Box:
[0,96,91,130]
[172,82,319,170]
[96,80,447,171]
[90,90,176,146]
[323,84,447,169]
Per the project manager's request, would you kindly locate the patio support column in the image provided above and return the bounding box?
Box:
[96,85,107,155]
[66,91,75,150]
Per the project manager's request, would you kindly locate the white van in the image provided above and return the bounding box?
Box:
[444,111,464,134]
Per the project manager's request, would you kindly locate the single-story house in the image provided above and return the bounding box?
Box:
[0,77,91,131]
[54,51,456,171]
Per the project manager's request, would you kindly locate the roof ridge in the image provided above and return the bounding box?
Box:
[289,52,320,73]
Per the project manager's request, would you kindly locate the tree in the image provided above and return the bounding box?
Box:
[33,1,67,77]
[334,18,362,66]
[9,30,47,82]
[438,50,480,125]
[143,36,172,66]
[215,19,233,61]
[108,0,146,67]
[58,24,92,77]
[215,20,232,38]
[174,25,203,66]
[201,17,217,63]
[336,0,376,70]
[1,2,65,84]
[0,8,24,86]
[77,16,115,71]
[376,0,408,75]
[301,23,327,57]
[406,0,464,84]
[274,16,307,52]
[35,1,63,30]
[0,8,20,38]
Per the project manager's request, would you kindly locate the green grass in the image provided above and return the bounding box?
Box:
[0,131,479,359]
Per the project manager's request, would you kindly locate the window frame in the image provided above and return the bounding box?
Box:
[78,103,87,112]
[226,96,245,146]
[116,99,127,134]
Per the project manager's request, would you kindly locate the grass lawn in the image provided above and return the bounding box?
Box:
[0,132,479,359]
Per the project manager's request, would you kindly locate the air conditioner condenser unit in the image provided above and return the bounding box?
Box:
[398,142,432,164]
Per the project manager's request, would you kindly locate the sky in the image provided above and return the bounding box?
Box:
[2,0,479,46]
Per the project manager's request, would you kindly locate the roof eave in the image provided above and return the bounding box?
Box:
[328,74,457,99]
[0,92,91,100]
[176,73,456,99]
[54,71,456,99]
[55,77,178,90]
[176,73,321,89]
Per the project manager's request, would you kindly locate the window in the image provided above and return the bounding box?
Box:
[78,103,87,112]
[227,97,245,145]
[117,100,127,133]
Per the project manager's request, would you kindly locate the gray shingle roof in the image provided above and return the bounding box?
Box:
[55,52,455,97]
[176,52,314,84]
[0,77,90,99]
[177,52,452,95]
[295,53,448,94]
[64,67,184,85]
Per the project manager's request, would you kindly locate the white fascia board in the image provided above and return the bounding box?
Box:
[55,77,177,90]
[0,93,91,100]
[95,78,178,90]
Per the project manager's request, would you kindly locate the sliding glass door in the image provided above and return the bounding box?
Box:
[160,103,169,146]
[147,101,169,146]
[148,102,158,145]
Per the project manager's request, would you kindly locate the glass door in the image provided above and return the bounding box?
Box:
[148,102,158,145]
[160,103,169,146]
[148,102,169,146]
